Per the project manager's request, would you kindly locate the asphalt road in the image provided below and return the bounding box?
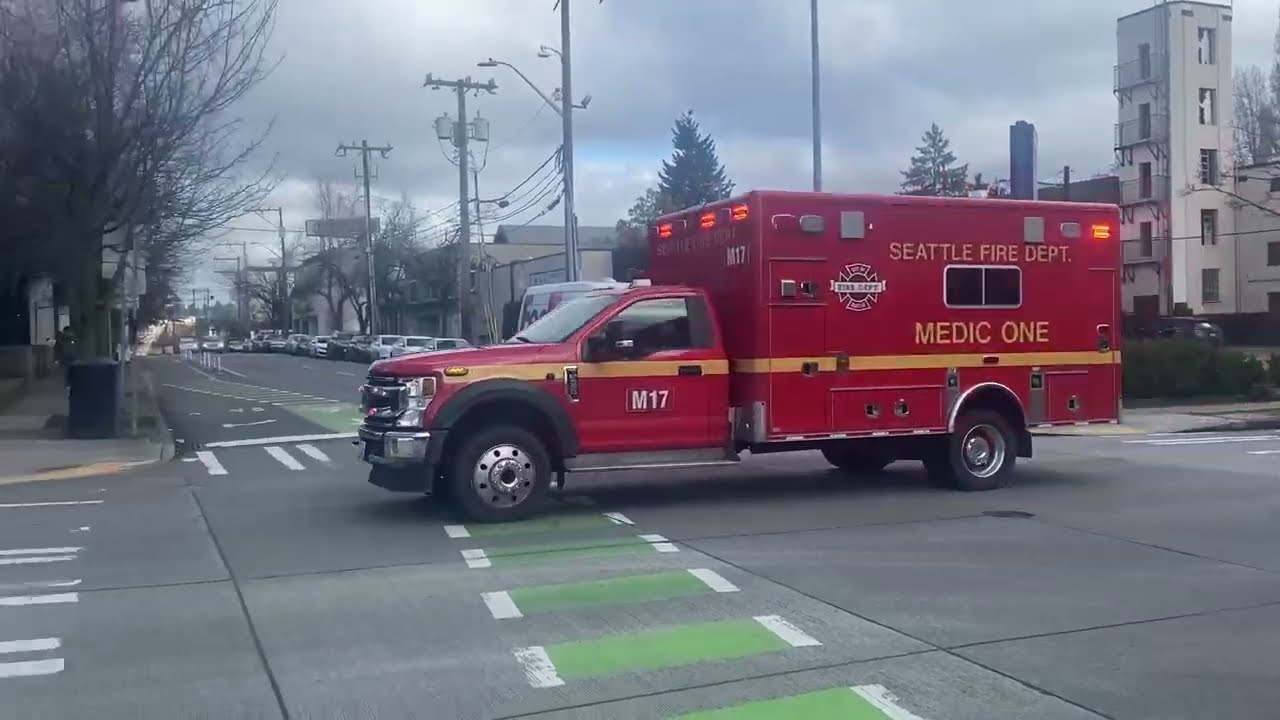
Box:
[1,351,1278,719]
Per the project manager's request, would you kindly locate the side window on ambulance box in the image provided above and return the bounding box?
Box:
[615,298,693,352]
[945,266,1021,308]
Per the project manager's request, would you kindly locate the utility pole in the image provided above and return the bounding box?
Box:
[335,141,393,335]
[251,207,292,330]
[558,0,580,281]
[1063,165,1071,201]
[425,74,496,342]
[810,0,822,192]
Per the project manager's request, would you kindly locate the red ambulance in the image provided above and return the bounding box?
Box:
[358,191,1122,522]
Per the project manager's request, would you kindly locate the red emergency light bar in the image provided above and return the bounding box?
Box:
[1091,224,1112,239]
[699,211,717,229]
[731,204,749,221]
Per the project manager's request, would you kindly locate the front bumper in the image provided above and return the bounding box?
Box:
[358,425,447,492]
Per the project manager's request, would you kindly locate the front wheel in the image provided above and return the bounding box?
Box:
[447,425,551,523]
[929,410,1017,491]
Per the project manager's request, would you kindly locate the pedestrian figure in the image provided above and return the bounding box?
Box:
[54,324,76,387]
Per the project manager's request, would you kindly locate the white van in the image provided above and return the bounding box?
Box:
[514,279,627,336]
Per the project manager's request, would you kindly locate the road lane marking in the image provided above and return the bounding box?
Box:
[204,432,356,448]
[1124,435,1279,446]
[0,500,102,509]
[337,371,357,377]
[0,658,63,678]
[221,419,277,428]
[461,535,680,569]
[265,446,306,471]
[487,569,738,619]
[0,593,78,606]
[195,451,227,476]
[518,616,815,686]
[295,444,332,463]
[0,580,80,592]
[676,685,927,719]
[688,568,740,593]
[512,646,563,688]
[441,512,639,539]
[0,548,81,557]
[480,591,522,619]
[0,556,75,566]
[0,638,60,654]
[1247,449,1280,455]
[461,549,490,569]
[754,614,822,647]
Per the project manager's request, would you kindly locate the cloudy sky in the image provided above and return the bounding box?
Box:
[194,0,1280,300]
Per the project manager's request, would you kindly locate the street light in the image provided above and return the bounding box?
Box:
[477,52,589,282]
[810,0,822,192]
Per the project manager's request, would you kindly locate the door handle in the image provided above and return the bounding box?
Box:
[678,364,702,376]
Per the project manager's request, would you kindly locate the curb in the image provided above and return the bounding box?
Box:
[1173,418,1280,434]
[141,368,177,461]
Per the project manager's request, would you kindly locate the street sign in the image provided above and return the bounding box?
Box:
[305,217,380,238]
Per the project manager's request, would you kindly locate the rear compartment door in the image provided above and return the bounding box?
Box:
[1085,266,1119,419]
[766,257,829,435]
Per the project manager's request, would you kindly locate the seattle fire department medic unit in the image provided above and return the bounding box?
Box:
[358,190,1121,522]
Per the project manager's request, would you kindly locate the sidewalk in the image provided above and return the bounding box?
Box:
[0,363,172,486]
[1034,400,1280,437]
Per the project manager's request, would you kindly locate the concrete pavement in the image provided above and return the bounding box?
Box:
[1,352,1278,718]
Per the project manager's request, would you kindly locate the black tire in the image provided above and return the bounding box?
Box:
[820,446,892,474]
[447,425,551,523]
[941,409,1017,491]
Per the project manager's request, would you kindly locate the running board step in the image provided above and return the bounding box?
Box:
[571,460,742,473]
[564,449,739,473]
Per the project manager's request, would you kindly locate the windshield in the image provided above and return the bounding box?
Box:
[377,335,400,345]
[511,293,620,344]
[405,337,432,348]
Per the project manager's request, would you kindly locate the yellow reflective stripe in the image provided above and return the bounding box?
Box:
[732,351,1121,373]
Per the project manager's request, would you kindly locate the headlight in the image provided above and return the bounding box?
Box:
[394,376,437,428]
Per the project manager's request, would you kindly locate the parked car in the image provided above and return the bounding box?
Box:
[433,337,470,351]
[1155,317,1224,346]
[310,335,330,358]
[293,336,313,356]
[227,338,247,352]
[266,335,288,352]
[178,336,199,353]
[389,336,435,357]
[327,331,356,360]
[284,333,309,354]
[368,334,404,361]
[200,336,225,352]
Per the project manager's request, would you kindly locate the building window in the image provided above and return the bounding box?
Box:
[1269,241,1280,266]
[1139,162,1153,198]
[1199,149,1219,185]
[1198,88,1216,125]
[1201,268,1221,303]
[1198,27,1216,64]
[1270,177,1280,193]
[944,266,1022,308]
[1140,221,1153,257]
[1138,103,1152,138]
[1201,209,1218,245]
[1139,43,1151,78]
[1269,292,1280,314]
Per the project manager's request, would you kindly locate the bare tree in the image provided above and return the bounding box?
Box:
[0,0,278,354]
[1235,65,1276,166]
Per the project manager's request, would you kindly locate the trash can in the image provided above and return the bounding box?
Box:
[67,359,119,439]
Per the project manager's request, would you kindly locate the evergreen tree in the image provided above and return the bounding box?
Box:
[899,123,970,197]
[616,187,677,232]
[657,111,734,211]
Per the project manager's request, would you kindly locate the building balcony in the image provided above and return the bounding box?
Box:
[1120,175,1170,206]
[1114,55,1166,93]
[1115,114,1169,149]
[1122,235,1168,265]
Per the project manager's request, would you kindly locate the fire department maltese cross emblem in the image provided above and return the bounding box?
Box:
[831,263,886,312]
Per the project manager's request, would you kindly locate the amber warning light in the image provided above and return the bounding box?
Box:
[1091,224,1112,239]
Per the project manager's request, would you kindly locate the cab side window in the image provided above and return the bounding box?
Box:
[614,298,692,353]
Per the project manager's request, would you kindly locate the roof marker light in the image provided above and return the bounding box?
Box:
[731,204,749,221]
[699,211,716,229]
[1091,224,1112,239]
[657,223,673,239]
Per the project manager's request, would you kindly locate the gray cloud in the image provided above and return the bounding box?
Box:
[195,0,1276,298]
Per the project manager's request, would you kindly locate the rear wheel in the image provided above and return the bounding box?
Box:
[928,410,1016,491]
[821,446,892,474]
[447,425,551,523]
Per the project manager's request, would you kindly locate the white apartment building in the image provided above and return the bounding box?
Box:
[1230,160,1280,315]
[1116,1,1236,318]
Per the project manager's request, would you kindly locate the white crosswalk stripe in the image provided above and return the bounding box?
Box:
[190,440,355,476]
[264,446,306,471]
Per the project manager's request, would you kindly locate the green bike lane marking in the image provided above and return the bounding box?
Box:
[282,402,362,433]
[512,615,820,688]
[675,685,927,720]
[460,533,677,569]
[444,511,634,539]
[480,568,739,619]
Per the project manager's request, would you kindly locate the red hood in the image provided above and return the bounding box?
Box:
[369,342,567,377]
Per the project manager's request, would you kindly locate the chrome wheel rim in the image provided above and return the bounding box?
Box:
[472,444,535,508]
[961,424,1006,478]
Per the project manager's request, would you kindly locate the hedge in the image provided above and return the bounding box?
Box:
[1122,339,1272,400]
